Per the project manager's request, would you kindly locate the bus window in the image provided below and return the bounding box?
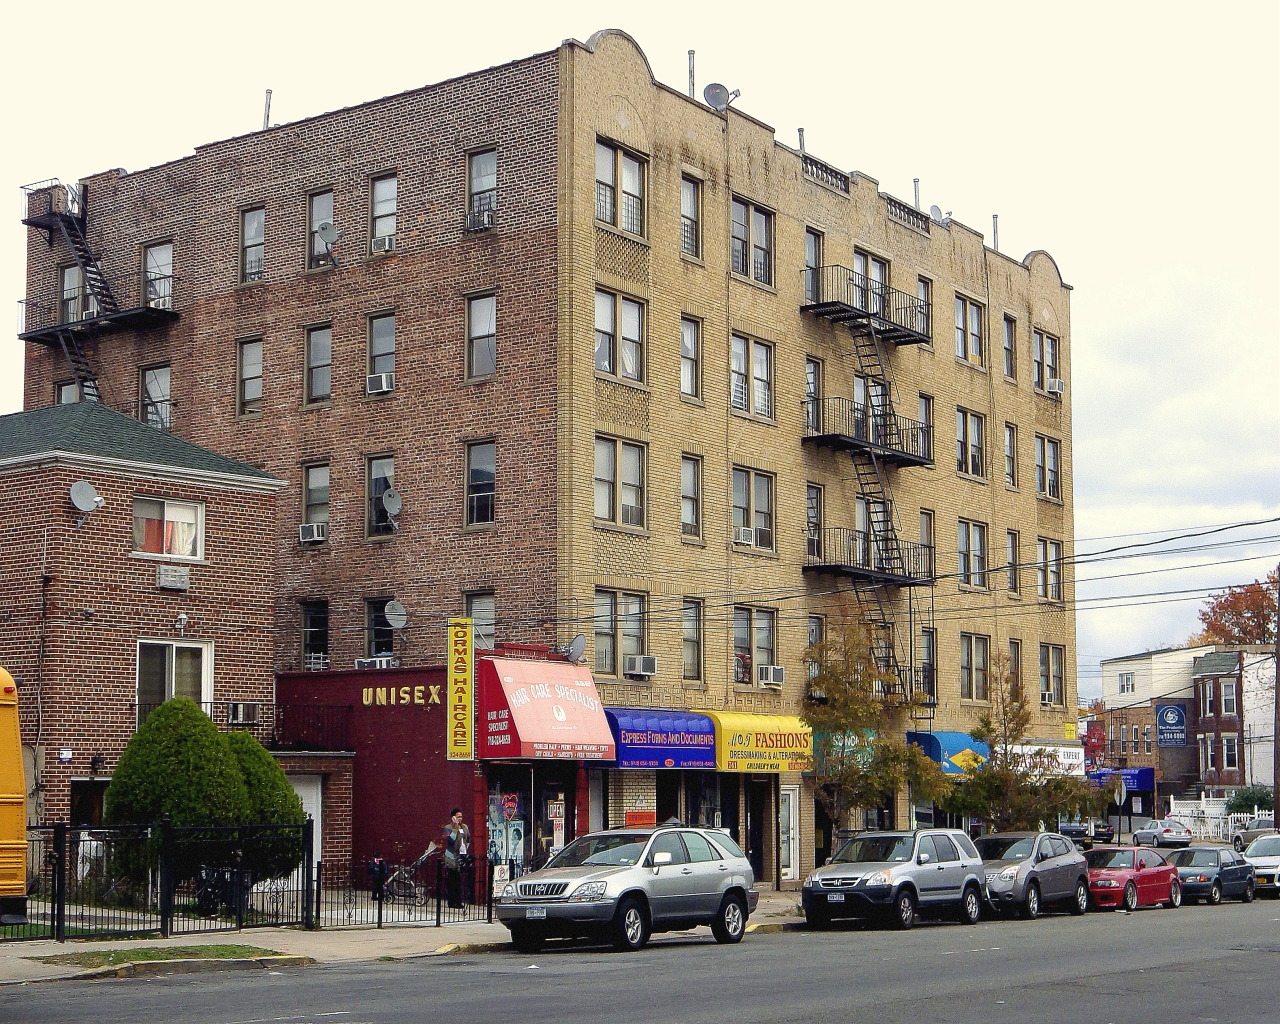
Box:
[0,667,26,925]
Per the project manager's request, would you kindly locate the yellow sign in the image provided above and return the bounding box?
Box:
[702,712,812,773]
[446,618,474,760]
[1063,722,1078,741]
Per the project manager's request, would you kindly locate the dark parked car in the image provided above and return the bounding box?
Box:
[1058,817,1115,848]
[1084,846,1181,911]
[975,832,1089,918]
[1167,846,1255,904]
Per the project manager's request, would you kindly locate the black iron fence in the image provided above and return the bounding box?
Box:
[805,526,934,583]
[803,396,933,462]
[800,264,931,340]
[316,854,500,929]
[135,702,353,752]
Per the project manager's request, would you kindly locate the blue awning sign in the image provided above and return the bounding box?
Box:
[907,731,990,776]
[605,708,718,769]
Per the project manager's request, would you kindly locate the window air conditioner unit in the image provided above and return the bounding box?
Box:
[757,665,785,687]
[303,654,331,672]
[621,504,645,527]
[733,527,755,546]
[1041,692,1055,706]
[354,656,399,669]
[1046,378,1066,396]
[299,522,328,544]
[156,565,190,591]
[366,372,396,395]
[371,234,397,254]
[623,655,658,678]
[227,702,259,725]
[466,207,497,232]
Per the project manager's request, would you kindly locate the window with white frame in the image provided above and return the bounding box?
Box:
[1131,725,1140,754]
[730,197,773,285]
[466,592,496,649]
[680,317,701,398]
[956,408,985,477]
[369,173,397,249]
[958,519,988,588]
[467,295,497,379]
[733,606,776,684]
[960,632,990,701]
[680,176,700,257]
[1144,724,1152,754]
[1004,423,1018,487]
[1223,735,1239,769]
[594,436,645,528]
[1201,680,1215,717]
[954,295,984,364]
[594,289,644,381]
[682,599,703,681]
[680,455,701,538]
[133,497,203,559]
[1222,679,1238,716]
[1035,434,1062,499]
[137,640,209,726]
[1033,329,1060,391]
[1199,733,1215,771]
[732,467,775,550]
[1039,644,1065,706]
[730,334,774,417]
[1037,538,1063,600]
[1118,671,1136,695]
[596,140,645,235]
[594,589,645,675]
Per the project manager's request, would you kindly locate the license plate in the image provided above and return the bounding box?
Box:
[526,906,547,918]
[1259,876,1272,885]
[827,893,845,903]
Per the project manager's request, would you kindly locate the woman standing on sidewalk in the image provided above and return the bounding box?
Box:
[442,809,471,909]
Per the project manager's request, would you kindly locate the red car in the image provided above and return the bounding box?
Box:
[1084,846,1182,911]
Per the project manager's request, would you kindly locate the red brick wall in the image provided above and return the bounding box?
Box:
[273,752,355,866]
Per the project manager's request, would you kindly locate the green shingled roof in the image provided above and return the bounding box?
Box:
[1192,651,1240,677]
[0,402,276,480]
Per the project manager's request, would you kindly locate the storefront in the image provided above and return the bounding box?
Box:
[1088,766,1156,828]
[907,730,991,832]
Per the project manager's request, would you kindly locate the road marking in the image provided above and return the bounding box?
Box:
[224,1015,350,1024]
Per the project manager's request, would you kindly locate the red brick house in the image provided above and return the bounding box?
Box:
[1191,651,1246,791]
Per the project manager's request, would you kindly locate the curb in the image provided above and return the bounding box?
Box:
[69,955,314,982]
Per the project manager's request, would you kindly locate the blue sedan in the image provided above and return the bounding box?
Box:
[1167,846,1255,904]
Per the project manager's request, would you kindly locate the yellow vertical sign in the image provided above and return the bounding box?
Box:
[447,618,474,760]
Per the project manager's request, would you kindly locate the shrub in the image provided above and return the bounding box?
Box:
[1226,785,1273,815]
[223,730,306,881]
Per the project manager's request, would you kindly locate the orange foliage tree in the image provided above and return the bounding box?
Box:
[1191,570,1278,645]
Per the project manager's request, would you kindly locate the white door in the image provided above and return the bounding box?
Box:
[289,774,323,861]
[779,785,800,881]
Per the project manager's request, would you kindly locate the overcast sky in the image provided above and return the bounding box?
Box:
[4,1,1277,698]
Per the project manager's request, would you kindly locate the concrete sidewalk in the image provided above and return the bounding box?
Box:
[0,890,805,984]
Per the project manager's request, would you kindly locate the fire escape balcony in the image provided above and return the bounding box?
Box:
[802,396,933,467]
[801,265,932,345]
[804,526,935,586]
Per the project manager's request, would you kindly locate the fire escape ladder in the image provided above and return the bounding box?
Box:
[55,330,102,403]
[55,214,119,315]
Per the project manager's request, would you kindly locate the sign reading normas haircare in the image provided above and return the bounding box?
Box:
[446,618,474,761]
[704,712,812,772]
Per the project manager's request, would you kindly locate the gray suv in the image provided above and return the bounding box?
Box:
[975,832,1089,918]
[802,829,986,930]
[495,825,758,952]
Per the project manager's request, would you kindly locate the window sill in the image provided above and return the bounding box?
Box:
[1033,389,1064,403]
[960,699,993,707]
[237,411,264,422]
[463,522,497,534]
[957,583,989,594]
[594,372,650,393]
[465,373,497,386]
[732,544,779,560]
[304,263,338,276]
[1003,374,1018,385]
[729,272,778,296]
[955,357,988,374]
[679,394,705,408]
[729,407,777,427]
[594,221,650,248]
[363,533,397,544]
[234,279,266,292]
[360,391,397,403]
[1036,493,1065,507]
[679,252,705,268]
[1005,483,1019,493]
[593,521,651,539]
[303,399,333,411]
[682,680,706,691]
[681,535,707,548]
[364,250,398,263]
[956,472,988,485]
[1006,591,1022,600]
[130,551,206,566]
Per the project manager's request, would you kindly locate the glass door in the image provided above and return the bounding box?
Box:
[779,785,800,881]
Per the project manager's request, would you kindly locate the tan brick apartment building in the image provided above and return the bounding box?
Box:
[18,29,1076,883]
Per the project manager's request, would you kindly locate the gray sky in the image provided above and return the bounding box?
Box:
[4,1,1277,698]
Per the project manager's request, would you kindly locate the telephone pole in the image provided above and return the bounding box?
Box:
[1272,563,1279,806]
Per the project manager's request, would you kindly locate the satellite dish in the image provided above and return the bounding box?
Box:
[317,220,339,245]
[564,633,587,663]
[703,82,730,112]
[384,600,408,630]
[380,488,403,517]
[69,480,103,514]
[929,205,943,222]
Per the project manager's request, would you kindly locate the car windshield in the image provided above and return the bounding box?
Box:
[1247,836,1280,858]
[1169,850,1217,868]
[1085,849,1134,870]
[975,836,1035,860]
[833,835,915,864]
[545,832,648,868]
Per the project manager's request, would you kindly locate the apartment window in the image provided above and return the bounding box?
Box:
[732,467,775,550]
[680,317,701,398]
[954,295,984,364]
[919,628,937,700]
[143,242,174,310]
[680,177,701,257]
[1006,530,1020,593]
[466,592,496,650]
[369,313,396,377]
[961,632,990,701]
[133,497,203,559]
[1131,725,1140,754]
[595,590,646,675]
[465,441,496,526]
[241,207,264,282]
[1109,724,1116,755]
[370,174,397,248]
[730,197,773,285]
[1200,734,1215,771]
[1040,643,1066,706]
[1223,735,1239,770]
[1002,316,1017,378]
[804,229,823,302]
[308,190,334,268]
[137,641,207,725]
[917,394,933,461]
[594,436,645,527]
[958,519,988,588]
[300,601,330,670]
[366,455,395,537]
[1033,330,1061,391]
[458,294,497,379]
[595,141,645,235]
[853,251,889,315]
[680,455,701,538]
[1222,679,1238,716]
[1201,680,1215,717]
[60,264,96,323]
[305,325,332,403]
[919,509,935,577]
[1004,423,1018,487]
[806,484,823,557]
[1144,724,1153,754]
[808,616,826,683]
[594,289,644,381]
[1008,639,1023,697]
[1035,435,1062,499]
[1118,671,1135,695]
[238,338,263,415]
[804,359,824,432]
[303,463,330,525]
[916,277,933,339]
[140,364,171,429]
[682,600,703,681]
[1036,538,1063,600]
[733,606,776,683]
[56,381,80,404]
[955,408,985,477]
[469,149,498,214]
[366,599,394,657]
[730,334,773,417]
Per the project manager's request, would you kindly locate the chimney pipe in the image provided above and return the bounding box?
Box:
[913,178,920,210]
[992,214,999,253]
[262,89,272,130]
[688,51,695,98]
[798,128,805,153]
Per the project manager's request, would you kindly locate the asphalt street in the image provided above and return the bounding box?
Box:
[5,899,1279,1024]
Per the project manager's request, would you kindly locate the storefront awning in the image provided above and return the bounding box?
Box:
[700,712,812,773]
[1011,742,1086,777]
[605,708,717,769]
[1088,766,1154,791]
[477,658,615,760]
[907,730,990,775]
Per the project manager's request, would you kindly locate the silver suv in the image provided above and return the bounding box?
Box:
[495,825,759,952]
[802,829,986,930]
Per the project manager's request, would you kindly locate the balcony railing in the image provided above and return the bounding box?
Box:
[19,275,179,344]
[803,396,933,466]
[800,265,932,345]
[883,194,930,234]
[136,702,353,752]
[802,155,850,194]
[804,527,934,585]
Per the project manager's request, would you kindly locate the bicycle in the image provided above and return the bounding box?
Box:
[381,847,435,905]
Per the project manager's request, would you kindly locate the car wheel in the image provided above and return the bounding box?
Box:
[711,893,747,944]
[1207,881,1222,906]
[510,925,544,954]
[1022,882,1041,920]
[805,906,829,930]
[958,885,982,926]
[1242,879,1256,903]
[1233,837,1245,852]
[1123,881,1139,912]
[1164,879,1181,909]
[612,897,650,952]
[1070,879,1089,915]
[891,888,916,930]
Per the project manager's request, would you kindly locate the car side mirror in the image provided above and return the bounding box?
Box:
[652,851,672,868]
[824,857,833,866]
[918,852,931,865]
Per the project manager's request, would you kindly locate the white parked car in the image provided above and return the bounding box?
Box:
[1243,835,1280,897]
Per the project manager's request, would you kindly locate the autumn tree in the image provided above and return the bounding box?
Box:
[1191,570,1278,645]
[801,615,950,857]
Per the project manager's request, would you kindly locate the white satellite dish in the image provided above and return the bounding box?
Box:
[564,633,587,663]
[703,82,730,111]
[69,480,104,514]
[317,221,340,245]
[384,600,408,630]
[380,488,403,517]
[929,205,944,223]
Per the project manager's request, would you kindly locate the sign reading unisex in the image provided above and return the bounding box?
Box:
[1156,704,1187,747]
[447,618,474,760]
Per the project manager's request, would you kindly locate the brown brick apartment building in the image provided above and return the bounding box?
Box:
[18,29,1076,883]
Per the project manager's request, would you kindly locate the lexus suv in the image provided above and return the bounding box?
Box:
[495,825,758,952]
[802,829,986,930]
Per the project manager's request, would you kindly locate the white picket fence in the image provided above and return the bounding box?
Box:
[1167,796,1262,841]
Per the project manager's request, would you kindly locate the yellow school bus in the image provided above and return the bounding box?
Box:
[0,668,25,924]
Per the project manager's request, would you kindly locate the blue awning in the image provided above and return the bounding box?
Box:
[907,731,990,775]
[1088,767,1155,791]
[605,708,717,769]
